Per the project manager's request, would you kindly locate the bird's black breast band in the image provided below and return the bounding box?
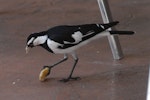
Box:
[40,40,54,53]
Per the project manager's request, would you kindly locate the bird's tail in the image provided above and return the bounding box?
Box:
[100,21,119,29]
[109,31,135,35]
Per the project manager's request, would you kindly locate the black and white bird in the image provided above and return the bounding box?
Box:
[26,21,134,82]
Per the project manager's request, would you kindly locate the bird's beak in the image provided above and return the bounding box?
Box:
[25,46,30,54]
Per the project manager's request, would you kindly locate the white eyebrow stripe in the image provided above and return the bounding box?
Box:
[27,37,34,45]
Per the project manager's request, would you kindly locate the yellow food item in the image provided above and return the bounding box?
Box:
[39,67,50,82]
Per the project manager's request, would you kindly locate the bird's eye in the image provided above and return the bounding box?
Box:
[28,43,34,48]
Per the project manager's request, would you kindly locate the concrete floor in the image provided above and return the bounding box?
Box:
[0,0,150,100]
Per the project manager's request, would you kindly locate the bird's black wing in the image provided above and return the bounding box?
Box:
[46,25,79,44]
[46,21,118,49]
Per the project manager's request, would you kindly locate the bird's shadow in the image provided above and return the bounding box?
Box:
[39,73,110,85]
[40,65,148,86]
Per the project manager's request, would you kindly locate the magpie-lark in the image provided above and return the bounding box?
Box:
[26,21,134,82]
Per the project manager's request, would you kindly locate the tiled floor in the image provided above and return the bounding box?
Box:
[0,0,150,100]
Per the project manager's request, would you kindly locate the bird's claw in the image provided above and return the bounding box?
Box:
[59,77,81,82]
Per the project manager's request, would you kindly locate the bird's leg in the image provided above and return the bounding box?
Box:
[60,53,80,82]
[49,54,68,69]
[41,54,68,75]
[39,54,68,81]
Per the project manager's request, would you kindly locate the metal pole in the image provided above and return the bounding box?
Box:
[97,0,124,60]
[147,65,150,100]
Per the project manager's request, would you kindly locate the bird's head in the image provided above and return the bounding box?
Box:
[25,32,48,54]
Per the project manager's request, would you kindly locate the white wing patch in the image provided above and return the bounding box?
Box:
[96,24,100,27]
[64,31,83,44]
[83,31,94,37]
[72,31,83,43]
[100,25,105,29]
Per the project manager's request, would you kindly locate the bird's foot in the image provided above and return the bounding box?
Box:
[59,77,81,82]
[39,66,51,82]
